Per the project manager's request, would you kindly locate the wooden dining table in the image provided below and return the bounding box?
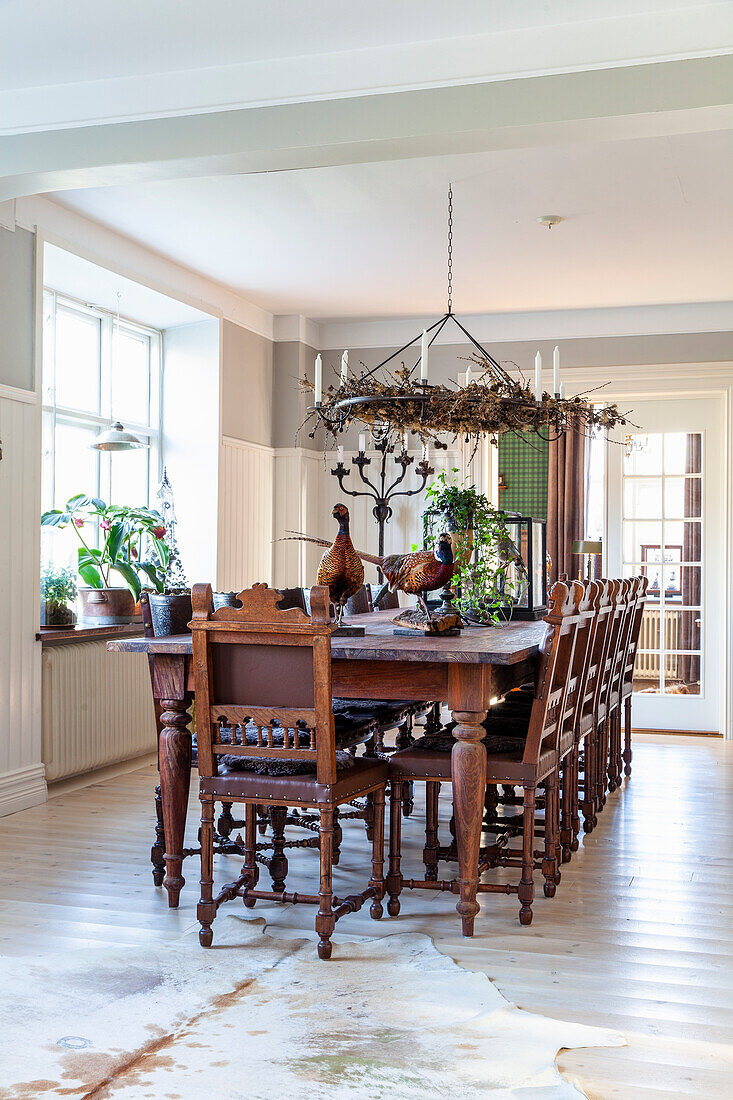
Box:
[108,610,547,936]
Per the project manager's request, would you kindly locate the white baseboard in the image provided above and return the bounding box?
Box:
[0,763,48,818]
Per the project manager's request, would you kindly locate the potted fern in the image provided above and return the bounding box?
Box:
[423,470,521,625]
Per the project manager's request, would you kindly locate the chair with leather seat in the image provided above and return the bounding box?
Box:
[620,575,649,780]
[386,580,584,927]
[191,581,387,959]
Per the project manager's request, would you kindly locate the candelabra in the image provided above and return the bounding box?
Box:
[331,439,434,579]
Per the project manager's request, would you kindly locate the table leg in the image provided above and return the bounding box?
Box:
[159,694,192,908]
[450,709,487,937]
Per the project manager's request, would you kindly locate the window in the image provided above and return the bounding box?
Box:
[41,290,162,569]
[622,431,702,696]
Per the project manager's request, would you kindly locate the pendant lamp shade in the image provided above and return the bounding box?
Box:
[90,421,146,452]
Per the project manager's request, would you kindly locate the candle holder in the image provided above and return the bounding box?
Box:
[331,439,434,580]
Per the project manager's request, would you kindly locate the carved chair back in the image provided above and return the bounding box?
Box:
[190,583,340,785]
[621,576,649,702]
[600,578,634,716]
[522,580,584,767]
[345,585,374,616]
[565,580,603,739]
[577,579,613,736]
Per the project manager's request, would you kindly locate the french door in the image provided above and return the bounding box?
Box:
[607,397,724,733]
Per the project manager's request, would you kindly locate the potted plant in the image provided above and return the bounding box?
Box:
[146,538,193,636]
[40,564,77,627]
[41,494,169,624]
[423,470,522,625]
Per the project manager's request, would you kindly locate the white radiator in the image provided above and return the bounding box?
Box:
[41,641,156,782]
[635,609,681,679]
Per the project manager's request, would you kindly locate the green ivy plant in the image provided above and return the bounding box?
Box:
[40,563,77,626]
[424,469,523,625]
[41,494,170,601]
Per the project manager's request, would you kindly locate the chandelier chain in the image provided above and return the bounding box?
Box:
[447,184,453,314]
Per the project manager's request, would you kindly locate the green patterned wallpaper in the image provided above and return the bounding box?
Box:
[497,431,549,520]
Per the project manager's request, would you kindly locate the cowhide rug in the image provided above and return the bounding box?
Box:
[0,917,623,1099]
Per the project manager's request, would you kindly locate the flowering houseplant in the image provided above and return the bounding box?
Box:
[41,494,169,601]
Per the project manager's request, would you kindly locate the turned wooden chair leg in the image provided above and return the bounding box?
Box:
[387,779,403,916]
[242,803,259,908]
[423,781,441,880]
[369,787,386,919]
[197,797,215,946]
[542,772,559,897]
[151,784,165,886]
[560,755,573,863]
[332,807,343,866]
[570,747,581,852]
[268,806,288,892]
[623,696,633,778]
[257,805,268,835]
[363,791,375,841]
[518,784,536,925]
[217,801,235,838]
[316,808,335,960]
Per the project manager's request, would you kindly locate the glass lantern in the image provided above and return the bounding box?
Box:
[500,512,548,620]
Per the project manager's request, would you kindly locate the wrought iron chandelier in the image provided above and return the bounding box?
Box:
[303,187,625,447]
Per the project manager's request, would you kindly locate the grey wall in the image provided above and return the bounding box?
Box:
[221,320,273,447]
[272,340,323,450]
[0,226,34,391]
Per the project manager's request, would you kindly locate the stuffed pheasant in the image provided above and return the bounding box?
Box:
[281,522,454,618]
[313,503,364,625]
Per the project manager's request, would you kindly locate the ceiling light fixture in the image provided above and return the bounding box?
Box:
[90,292,147,452]
[302,190,622,447]
[536,215,563,229]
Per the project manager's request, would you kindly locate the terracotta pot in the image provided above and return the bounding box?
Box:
[78,587,136,625]
[148,592,193,637]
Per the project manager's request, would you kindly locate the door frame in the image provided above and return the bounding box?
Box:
[606,396,724,734]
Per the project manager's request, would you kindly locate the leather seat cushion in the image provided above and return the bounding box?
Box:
[202,756,388,805]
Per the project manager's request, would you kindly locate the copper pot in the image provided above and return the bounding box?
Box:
[78,587,136,625]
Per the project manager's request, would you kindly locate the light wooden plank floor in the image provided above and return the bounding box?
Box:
[0,733,731,1098]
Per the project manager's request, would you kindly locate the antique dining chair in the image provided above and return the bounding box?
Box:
[572,579,613,835]
[191,582,388,959]
[620,575,649,778]
[387,580,583,927]
[605,577,642,791]
[593,578,633,810]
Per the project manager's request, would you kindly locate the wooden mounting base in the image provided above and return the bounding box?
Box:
[392,609,462,636]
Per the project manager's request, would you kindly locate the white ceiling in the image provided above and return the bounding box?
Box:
[55,129,733,320]
[1,1,730,132]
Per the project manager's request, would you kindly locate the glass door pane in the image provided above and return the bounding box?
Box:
[622,432,703,699]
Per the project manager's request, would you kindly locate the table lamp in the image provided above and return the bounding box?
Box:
[572,539,603,582]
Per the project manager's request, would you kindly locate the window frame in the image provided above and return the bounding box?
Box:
[42,289,163,514]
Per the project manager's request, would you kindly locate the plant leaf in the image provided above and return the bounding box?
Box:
[110,562,141,601]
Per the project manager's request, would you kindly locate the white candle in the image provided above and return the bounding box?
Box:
[358,432,367,453]
[534,351,542,402]
[422,442,428,462]
[314,354,322,404]
[337,445,344,462]
[340,349,348,385]
[465,362,472,387]
[420,330,429,383]
[553,346,560,396]
[559,381,565,399]
[402,430,409,452]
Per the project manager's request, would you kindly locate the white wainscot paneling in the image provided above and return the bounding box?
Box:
[41,642,156,783]
[0,389,44,816]
[218,437,274,591]
[273,448,324,588]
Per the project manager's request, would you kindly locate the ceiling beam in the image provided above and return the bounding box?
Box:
[2,55,732,202]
